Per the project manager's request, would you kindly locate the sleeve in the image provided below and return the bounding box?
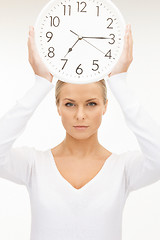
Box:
[106,72,160,193]
[0,74,55,186]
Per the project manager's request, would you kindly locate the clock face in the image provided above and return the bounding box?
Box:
[35,0,126,84]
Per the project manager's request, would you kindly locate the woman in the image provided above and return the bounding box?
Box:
[0,24,160,240]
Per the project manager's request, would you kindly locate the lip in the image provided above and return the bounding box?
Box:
[73,126,89,129]
[74,126,88,127]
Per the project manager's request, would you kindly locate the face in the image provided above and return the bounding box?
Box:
[57,82,108,140]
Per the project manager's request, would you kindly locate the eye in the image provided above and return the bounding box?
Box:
[65,102,74,107]
[88,102,97,106]
[65,102,97,107]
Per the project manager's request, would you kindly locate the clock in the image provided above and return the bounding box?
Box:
[34,0,126,84]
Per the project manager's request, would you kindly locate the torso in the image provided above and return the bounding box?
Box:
[51,146,112,190]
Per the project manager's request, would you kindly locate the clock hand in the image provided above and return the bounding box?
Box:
[82,37,110,39]
[70,30,80,38]
[70,30,105,54]
[82,38,105,54]
[64,38,81,58]
[70,30,111,40]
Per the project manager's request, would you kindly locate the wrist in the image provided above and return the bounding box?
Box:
[109,70,127,78]
[45,75,53,83]
[35,72,53,83]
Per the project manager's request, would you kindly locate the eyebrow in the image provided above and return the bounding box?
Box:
[63,98,98,102]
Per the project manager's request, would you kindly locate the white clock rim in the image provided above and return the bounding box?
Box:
[34,0,126,84]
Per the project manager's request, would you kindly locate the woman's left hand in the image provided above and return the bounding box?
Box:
[108,24,133,77]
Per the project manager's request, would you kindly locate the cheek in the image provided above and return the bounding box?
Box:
[92,109,103,128]
[60,109,73,129]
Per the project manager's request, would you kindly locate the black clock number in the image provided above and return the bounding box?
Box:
[61,59,68,70]
[105,49,112,59]
[76,64,83,75]
[48,47,55,58]
[108,34,115,44]
[107,18,113,29]
[50,16,60,27]
[96,6,100,16]
[63,5,71,15]
[92,60,99,71]
[46,32,53,42]
[77,1,87,12]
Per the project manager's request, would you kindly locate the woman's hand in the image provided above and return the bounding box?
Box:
[27,26,53,82]
[108,24,133,78]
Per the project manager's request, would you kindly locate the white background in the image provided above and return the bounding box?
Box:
[0,0,160,239]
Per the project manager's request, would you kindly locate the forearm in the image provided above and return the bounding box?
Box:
[106,72,160,169]
[0,75,54,161]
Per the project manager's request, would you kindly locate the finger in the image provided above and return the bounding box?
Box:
[123,24,132,53]
[28,26,33,46]
[29,26,34,37]
[28,26,35,46]
[28,26,37,51]
[120,24,132,63]
[128,24,133,58]
[128,24,133,44]
[123,25,129,51]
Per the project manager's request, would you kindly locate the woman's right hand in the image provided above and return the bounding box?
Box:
[27,26,53,82]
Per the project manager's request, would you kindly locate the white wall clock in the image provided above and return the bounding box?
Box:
[34,0,126,84]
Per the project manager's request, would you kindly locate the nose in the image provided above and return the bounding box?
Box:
[75,106,86,120]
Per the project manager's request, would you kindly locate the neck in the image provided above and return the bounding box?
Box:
[61,132,102,159]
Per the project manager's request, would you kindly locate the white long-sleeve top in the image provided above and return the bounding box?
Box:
[0,72,160,240]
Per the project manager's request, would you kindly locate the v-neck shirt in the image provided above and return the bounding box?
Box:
[48,149,115,193]
[0,72,160,240]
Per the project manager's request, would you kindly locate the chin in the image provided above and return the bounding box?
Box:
[67,130,96,140]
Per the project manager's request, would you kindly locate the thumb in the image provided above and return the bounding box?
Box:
[28,26,37,52]
[29,26,34,36]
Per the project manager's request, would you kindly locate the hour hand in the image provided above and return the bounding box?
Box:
[64,47,73,58]
[64,38,80,58]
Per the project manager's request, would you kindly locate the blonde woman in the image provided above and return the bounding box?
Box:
[0,24,160,240]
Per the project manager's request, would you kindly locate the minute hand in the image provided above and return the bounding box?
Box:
[82,37,111,39]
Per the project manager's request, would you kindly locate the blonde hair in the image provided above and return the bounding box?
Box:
[55,79,107,106]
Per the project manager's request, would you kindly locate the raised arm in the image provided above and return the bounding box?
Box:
[106,72,160,193]
[105,24,160,193]
[0,26,55,187]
